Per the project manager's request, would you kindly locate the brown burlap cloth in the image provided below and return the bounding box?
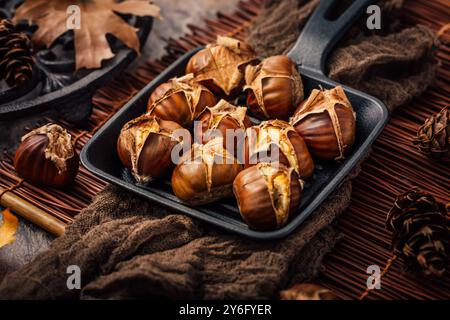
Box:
[0,0,438,299]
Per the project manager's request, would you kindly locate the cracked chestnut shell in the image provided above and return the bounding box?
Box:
[280,284,340,300]
[243,120,314,179]
[171,138,243,205]
[245,55,303,120]
[147,74,217,127]
[194,99,252,156]
[186,36,258,99]
[233,163,302,230]
[117,114,190,184]
[14,124,79,187]
[290,86,356,161]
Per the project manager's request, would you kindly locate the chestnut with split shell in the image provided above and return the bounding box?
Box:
[245,55,304,120]
[117,114,190,184]
[147,74,217,127]
[290,86,356,161]
[186,36,258,99]
[171,137,243,206]
[14,124,79,187]
[280,284,340,300]
[195,99,252,156]
[243,119,314,179]
[233,162,302,231]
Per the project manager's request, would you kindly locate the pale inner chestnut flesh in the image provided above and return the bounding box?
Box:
[252,124,299,174]
[259,164,291,227]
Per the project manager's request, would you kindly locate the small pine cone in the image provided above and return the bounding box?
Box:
[0,18,14,35]
[0,18,34,87]
[414,107,449,163]
[386,187,449,277]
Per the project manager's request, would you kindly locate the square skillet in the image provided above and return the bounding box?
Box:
[81,0,388,240]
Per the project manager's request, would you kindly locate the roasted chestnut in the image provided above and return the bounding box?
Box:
[245,55,303,120]
[194,99,252,156]
[186,36,258,98]
[147,74,217,127]
[14,124,79,187]
[117,114,189,184]
[171,138,243,205]
[280,284,340,300]
[243,120,314,179]
[290,86,356,161]
[233,163,302,230]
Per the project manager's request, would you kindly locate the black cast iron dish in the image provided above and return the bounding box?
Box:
[81,0,389,239]
[0,0,153,125]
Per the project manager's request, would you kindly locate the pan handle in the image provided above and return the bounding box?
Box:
[287,0,376,76]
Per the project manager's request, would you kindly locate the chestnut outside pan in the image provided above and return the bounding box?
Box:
[81,0,388,240]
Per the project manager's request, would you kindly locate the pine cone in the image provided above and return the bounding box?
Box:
[414,106,449,163]
[386,187,449,277]
[0,18,34,87]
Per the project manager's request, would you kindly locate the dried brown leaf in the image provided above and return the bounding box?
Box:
[13,0,161,70]
[0,208,19,248]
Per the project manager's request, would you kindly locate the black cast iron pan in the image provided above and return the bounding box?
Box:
[81,0,389,239]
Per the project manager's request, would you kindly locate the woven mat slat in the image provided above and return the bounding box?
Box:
[0,0,449,299]
[317,0,450,298]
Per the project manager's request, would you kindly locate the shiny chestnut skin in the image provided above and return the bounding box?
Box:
[243,120,314,179]
[194,99,252,157]
[291,86,356,161]
[117,114,190,184]
[171,138,243,205]
[14,124,79,187]
[233,163,302,230]
[245,55,303,120]
[186,36,258,99]
[147,75,217,127]
[280,284,340,300]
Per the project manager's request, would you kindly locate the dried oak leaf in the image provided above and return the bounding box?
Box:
[13,0,161,70]
[0,208,19,248]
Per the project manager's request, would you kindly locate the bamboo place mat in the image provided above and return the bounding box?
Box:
[0,0,449,299]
